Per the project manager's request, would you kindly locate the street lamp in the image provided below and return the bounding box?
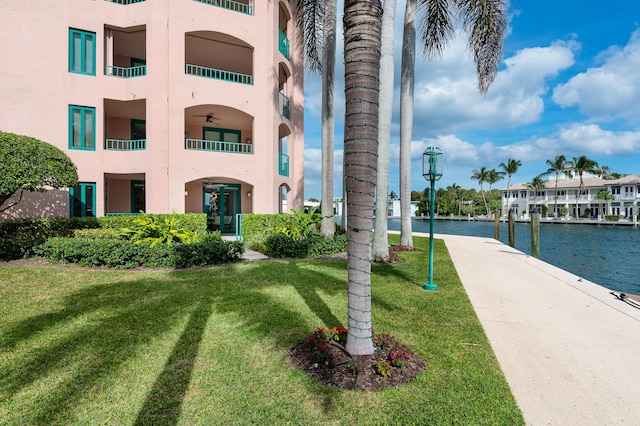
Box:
[422,147,443,290]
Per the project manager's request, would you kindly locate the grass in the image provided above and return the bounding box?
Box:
[0,235,524,425]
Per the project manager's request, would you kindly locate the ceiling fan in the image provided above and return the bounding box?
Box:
[193,113,219,123]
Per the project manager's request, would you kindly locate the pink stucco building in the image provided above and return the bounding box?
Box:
[0,0,304,233]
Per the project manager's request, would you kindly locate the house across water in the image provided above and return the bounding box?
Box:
[502,172,640,221]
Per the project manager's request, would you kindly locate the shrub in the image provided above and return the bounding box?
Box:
[73,228,122,240]
[98,213,206,233]
[35,236,244,268]
[241,213,292,252]
[264,233,347,259]
[119,213,196,246]
[605,215,620,221]
[264,234,312,258]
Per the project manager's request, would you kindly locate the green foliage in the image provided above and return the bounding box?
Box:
[240,213,291,252]
[541,205,549,216]
[35,237,244,268]
[605,215,620,221]
[119,213,196,247]
[0,217,99,259]
[264,234,312,258]
[0,131,78,211]
[98,213,206,233]
[264,234,346,258]
[275,208,322,240]
[73,228,123,240]
[561,206,569,217]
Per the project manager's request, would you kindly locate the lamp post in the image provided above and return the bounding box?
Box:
[422,147,443,290]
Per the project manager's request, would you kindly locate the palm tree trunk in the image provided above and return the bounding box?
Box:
[371,0,397,261]
[343,0,382,356]
[320,0,337,238]
[554,173,559,218]
[399,0,416,248]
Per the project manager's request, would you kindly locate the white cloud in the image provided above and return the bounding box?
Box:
[411,37,576,136]
[552,29,640,122]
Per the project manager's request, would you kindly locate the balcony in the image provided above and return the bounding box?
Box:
[105,25,146,78]
[192,0,253,15]
[105,0,145,4]
[105,139,146,150]
[279,92,290,119]
[279,152,289,177]
[185,64,252,85]
[278,30,290,59]
[186,138,253,154]
[106,65,146,78]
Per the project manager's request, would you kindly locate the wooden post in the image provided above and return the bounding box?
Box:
[494,210,499,240]
[531,210,540,258]
[508,210,515,248]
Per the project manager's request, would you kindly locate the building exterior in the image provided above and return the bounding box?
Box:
[502,173,640,220]
[0,0,304,233]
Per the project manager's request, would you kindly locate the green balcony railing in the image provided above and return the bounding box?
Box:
[278,30,290,59]
[186,138,253,154]
[186,64,253,85]
[279,152,289,177]
[192,0,253,15]
[279,92,290,119]
[106,65,146,78]
[105,0,146,4]
[105,139,146,150]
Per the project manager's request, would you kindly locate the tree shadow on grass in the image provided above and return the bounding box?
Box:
[0,261,352,424]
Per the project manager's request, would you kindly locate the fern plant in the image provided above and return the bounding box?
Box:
[120,213,195,247]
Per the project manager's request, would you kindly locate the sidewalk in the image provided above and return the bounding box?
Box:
[428,232,640,425]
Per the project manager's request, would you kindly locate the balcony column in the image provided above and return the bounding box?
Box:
[105,29,114,71]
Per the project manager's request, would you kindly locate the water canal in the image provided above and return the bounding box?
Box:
[387,218,640,295]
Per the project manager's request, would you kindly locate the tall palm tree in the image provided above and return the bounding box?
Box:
[499,158,522,215]
[486,168,504,191]
[372,0,398,261]
[471,166,490,216]
[542,155,569,219]
[569,155,599,219]
[399,0,417,248]
[292,0,506,355]
[320,0,337,238]
[398,0,508,244]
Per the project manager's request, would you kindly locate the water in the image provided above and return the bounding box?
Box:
[387,218,640,295]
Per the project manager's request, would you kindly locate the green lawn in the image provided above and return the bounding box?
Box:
[0,236,523,425]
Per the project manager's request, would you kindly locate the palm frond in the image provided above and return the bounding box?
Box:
[418,0,456,58]
[456,0,508,94]
[290,0,326,73]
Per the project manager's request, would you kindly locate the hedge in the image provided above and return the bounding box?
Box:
[35,237,244,269]
[264,234,347,258]
[241,213,293,252]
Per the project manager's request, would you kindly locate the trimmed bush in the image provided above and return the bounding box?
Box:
[98,213,206,233]
[264,234,347,259]
[35,237,244,269]
[73,228,122,240]
[242,214,293,252]
[264,234,313,258]
[604,215,620,221]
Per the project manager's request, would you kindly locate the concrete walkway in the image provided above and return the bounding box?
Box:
[429,232,640,425]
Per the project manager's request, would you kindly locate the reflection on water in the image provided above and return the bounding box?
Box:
[388,218,640,295]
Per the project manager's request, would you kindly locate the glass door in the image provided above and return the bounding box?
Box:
[203,183,240,233]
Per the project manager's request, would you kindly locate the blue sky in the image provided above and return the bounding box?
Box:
[302,0,640,200]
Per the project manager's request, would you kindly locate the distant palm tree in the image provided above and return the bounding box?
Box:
[569,155,599,219]
[597,165,613,180]
[499,158,522,215]
[596,189,614,217]
[486,168,505,191]
[527,175,546,214]
[543,155,570,219]
[471,167,490,216]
